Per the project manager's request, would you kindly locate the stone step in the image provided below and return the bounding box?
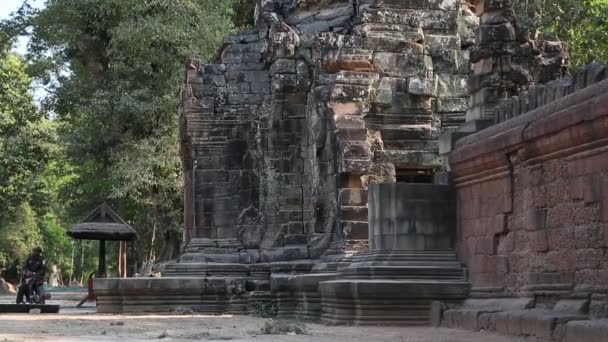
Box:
[321,314,429,326]
[342,265,466,280]
[162,272,207,277]
[342,260,463,267]
[346,252,460,263]
[321,304,431,325]
[317,278,469,325]
[323,307,430,317]
[163,262,251,277]
[331,71,380,86]
[344,258,460,264]
[374,0,459,11]
[366,114,433,126]
[383,139,439,150]
[380,125,434,140]
[319,279,470,299]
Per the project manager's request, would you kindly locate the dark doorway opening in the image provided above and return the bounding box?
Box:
[396,168,434,184]
[338,173,363,188]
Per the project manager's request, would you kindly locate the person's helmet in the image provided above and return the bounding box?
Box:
[32,246,43,254]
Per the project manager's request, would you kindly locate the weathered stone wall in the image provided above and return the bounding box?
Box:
[466,0,568,122]
[180,0,478,261]
[449,67,608,317]
[493,62,608,124]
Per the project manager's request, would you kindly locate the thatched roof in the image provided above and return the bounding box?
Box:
[67,204,136,241]
[67,222,136,241]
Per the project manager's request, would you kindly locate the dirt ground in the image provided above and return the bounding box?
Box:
[0,293,547,342]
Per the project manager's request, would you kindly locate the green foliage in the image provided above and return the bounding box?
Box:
[233,0,256,29]
[0,203,41,278]
[514,0,608,68]
[0,53,50,214]
[1,0,237,279]
[0,50,74,282]
[39,213,73,275]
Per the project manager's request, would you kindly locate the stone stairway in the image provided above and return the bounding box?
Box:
[163,262,250,278]
[341,251,467,279]
[318,250,469,325]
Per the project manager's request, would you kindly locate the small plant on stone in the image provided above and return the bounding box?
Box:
[252,302,279,318]
[260,320,307,335]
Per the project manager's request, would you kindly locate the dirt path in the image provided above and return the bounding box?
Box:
[0,295,546,342]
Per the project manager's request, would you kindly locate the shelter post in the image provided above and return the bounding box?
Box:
[98,240,106,278]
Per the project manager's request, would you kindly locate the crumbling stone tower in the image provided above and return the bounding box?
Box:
[177,0,478,265]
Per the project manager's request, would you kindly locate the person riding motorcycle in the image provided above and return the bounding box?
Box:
[16,246,47,304]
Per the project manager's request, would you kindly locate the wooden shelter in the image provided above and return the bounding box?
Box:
[67,204,136,278]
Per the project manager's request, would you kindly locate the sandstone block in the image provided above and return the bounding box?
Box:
[250,81,271,94]
[297,15,351,33]
[334,71,380,86]
[438,97,469,113]
[524,208,547,231]
[330,84,371,102]
[227,82,250,93]
[476,23,516,45]
[425,35,461,55]
[362,37,424,53]
[437,74,468,97]
[563,319,608,342]
[372,52,432,78]
[379,0,459,11]
[270,59,296,75]
[408,77,437,97]
[339,188,368,206]
[357,27,424,44]
[261,246,309,262]
[431,49,459,74]
[284,234,308,245]
[316,3,355,21]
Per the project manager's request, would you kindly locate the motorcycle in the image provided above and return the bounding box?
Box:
[16,270,51,305]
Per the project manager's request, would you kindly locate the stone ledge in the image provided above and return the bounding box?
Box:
[442,298,598,341]
[450,78,608,165]
[563,319,608,342]
[494,62,608,125]
[438,119,494,155]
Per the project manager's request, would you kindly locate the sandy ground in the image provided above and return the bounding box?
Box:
[0,294,547,342]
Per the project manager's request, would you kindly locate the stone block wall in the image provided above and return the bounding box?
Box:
[449,69,608,316]
[179,0,478,260]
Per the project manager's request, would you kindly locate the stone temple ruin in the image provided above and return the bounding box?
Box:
[177,0,478,261]
[96,0,608,339]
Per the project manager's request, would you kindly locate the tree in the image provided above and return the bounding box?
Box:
[0,203,41,280]
[1,0,237,273]
[233,0,256,29]
[0,49,75,282]
[0,52,52,214]
[514,0,608,68]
